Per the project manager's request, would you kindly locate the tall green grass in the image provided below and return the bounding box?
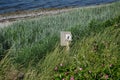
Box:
[2,15,118,80]
[36,15,120,80]
[0,1,120,67]
[0,1,120,80]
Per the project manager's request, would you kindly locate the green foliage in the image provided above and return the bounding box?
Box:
[52,16,120,80]
[0,2,120,66]
[0,1,120,80]
[0,31,12,60]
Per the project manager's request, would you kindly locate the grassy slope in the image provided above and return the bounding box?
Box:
[21,16,120,80]
[39,16,120,80]
[0,1,120,80]
[0,1,120,65]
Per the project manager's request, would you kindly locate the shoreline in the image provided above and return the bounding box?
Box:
[0,8,73,28]
[0,1,117,22]
[0,8,73,22]
[0,1,117,28]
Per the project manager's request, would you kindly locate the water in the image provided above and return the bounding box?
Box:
[0,0,118,14]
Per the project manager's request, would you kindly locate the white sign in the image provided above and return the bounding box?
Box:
[60,31,72,46]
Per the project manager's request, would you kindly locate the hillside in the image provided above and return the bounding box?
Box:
[0,1,120,80]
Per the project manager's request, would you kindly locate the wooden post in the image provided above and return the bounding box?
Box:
[66,41,70,51]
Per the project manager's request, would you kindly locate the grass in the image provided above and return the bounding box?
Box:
[0,1,120,80]
[37,15,120,80]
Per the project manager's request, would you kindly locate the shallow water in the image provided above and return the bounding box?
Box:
[0,0,118,14]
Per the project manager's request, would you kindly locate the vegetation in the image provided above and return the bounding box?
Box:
[0,1,120,80]
[52,16,120,80]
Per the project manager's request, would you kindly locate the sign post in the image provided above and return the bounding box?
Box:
[60,31,72,51]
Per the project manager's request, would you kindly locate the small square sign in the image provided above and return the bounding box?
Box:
[60,31,72,46]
